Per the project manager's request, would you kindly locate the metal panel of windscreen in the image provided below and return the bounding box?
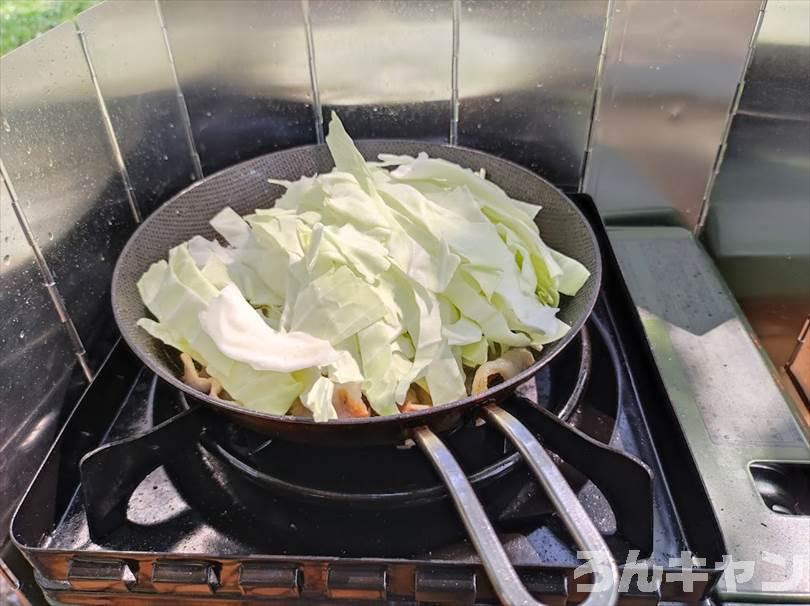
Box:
[158,0,316,174]
[309,0,453,142]
[76,0,197,216]
[0,177,79,538]
[584,0,762,228]
[704,0,810,300]
[458,0,607,189]
[0,22,136,369]
[736,0,809,119]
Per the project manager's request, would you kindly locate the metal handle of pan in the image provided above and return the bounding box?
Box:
[413,404,618,606]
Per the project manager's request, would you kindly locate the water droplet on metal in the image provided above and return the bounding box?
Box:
[162,154,169,161]
[205,111,212,117]
[493,97,501,103]
[48,231,54,241]
[19,330,25,339]
[1,117,10,132]
[2,254,10,265]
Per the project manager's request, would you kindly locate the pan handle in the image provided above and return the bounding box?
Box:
[413,406,618,606]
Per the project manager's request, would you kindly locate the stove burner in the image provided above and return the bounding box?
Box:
[77,318,652,558]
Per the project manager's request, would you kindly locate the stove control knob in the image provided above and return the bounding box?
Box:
[151,560,219,594]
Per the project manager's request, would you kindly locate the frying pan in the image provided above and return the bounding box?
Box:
[111,141,617,606]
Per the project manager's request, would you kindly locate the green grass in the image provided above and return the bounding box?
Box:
[1,0,100,56]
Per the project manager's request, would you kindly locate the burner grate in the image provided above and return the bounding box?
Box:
[73,319,652,559]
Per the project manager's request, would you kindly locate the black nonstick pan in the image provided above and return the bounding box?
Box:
[111,141,617,606]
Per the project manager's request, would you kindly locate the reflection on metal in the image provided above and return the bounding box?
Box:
[697,2,766,232]
[585,0,762,227]
[704,0,810,300]
[301,0,324,144]
[740,0,810,118]
[458,0,608,189]
[0,22,136,369]
[76,0,202,217]
[0,164,80,539]
[309,0,452,141]
[0,160,92,381]
[704,0,810,407]
[158,0,316,174]
[76,27,142,224]
[154,0,204,181]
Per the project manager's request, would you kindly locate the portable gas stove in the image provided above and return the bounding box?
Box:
[4,0,809,602]
[8,195,731,605]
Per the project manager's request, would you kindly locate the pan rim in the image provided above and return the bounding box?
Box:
[112,140,603,429]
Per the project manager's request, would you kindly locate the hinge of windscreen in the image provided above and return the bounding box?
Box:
[239,562,301,598]
[151,560,219,594]
[327,565,387,600]
[67,558,137,592]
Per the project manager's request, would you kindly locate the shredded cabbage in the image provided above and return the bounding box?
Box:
[199,284,339,372]
[136,112,590,420]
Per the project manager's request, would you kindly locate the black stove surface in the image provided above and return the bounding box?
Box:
[9,194,726,605]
